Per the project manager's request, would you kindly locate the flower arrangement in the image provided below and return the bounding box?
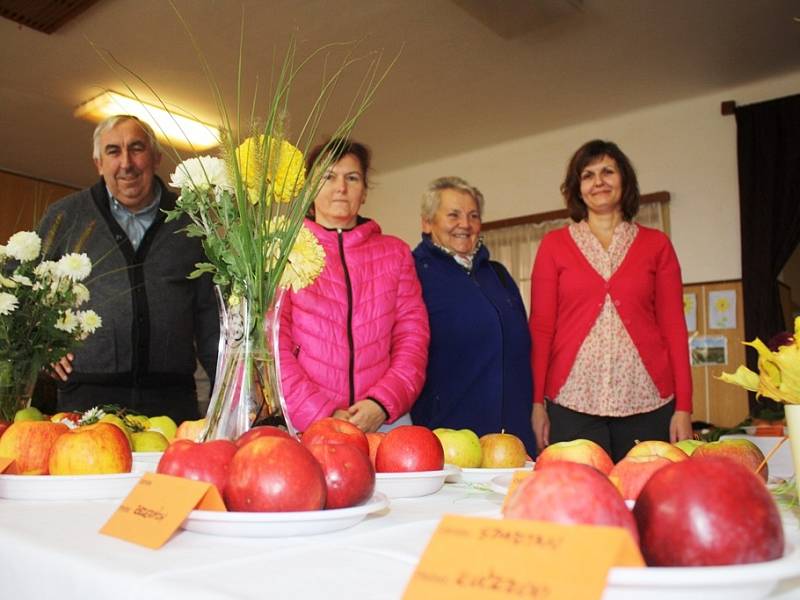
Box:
[105,12,394,438]
[0,228,102,420]
[719,316,800,404]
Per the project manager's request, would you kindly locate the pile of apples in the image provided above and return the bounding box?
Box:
[0,406,179,476]
[157,418,446,512]
[504,436,785,567]
[432,428,528,468]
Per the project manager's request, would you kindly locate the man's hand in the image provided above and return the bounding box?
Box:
[49,353,74,382]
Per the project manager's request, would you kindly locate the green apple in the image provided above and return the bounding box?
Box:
[147,415,178,441]
[13,406,44,422]
[673,439,706,456]
[131,430,169,452]
[433,427,482,468]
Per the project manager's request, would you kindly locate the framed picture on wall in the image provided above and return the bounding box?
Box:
[689,334,728,367]
[683,293,697,332]
[708,290,736,329]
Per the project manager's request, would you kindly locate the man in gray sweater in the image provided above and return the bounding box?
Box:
[39,115,218,423]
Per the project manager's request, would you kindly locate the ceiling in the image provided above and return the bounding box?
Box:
[1,0,799,190]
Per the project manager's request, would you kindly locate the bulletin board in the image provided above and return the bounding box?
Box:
[683,280,748,428]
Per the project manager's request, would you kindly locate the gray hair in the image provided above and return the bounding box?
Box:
[92,115,161,160]
[421,176,485,222]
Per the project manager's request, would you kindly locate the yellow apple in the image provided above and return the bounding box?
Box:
[535,438,614,475]
[48,422,132,475]
[673,439,705,456]
[131,430,169,452]
[147,415,178,441]
[433,428,482,468]
[479,432,527,468]
[626,439,688,462]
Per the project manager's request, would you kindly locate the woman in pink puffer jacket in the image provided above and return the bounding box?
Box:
[279,139,429,432]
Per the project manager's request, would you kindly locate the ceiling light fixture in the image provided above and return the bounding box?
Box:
[74,90,220,151]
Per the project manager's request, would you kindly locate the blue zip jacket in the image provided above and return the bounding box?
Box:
[412,235,537,455]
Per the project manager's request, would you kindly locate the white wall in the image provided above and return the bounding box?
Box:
[364,69,800,284]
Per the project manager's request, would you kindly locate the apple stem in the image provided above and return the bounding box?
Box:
[756,436,788,475]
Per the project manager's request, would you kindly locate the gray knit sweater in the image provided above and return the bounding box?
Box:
[37,178,218,390]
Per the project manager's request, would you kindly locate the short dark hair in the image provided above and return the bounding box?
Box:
[561,139,640,222]
[306,137,372,188]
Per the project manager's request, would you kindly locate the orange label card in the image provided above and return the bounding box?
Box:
[100,472,226,549]
[0,457,18,474]
[500,470,533,511]
[403,515,644,600]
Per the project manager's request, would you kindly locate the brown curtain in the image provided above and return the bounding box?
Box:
[735,93,800,413]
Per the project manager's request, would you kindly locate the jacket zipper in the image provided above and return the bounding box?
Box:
[338,229,356,406]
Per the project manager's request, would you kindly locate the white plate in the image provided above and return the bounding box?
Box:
[488,473,515,495]
[181,492,389,537]
[446,461,534,484]
[604,542,800,600]
[0,471,142,501]
[375,467,455,498]
[131,452,164,473]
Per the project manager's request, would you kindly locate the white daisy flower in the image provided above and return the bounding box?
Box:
[5,231,41,262]
[55,309,78,333]
[55,253,92,282]
[78,309,102,333]
[72,283,90,306]
[0,292,18,315]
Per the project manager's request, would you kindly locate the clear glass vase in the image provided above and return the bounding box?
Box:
[201,286,296,441]
[0,358,40,422]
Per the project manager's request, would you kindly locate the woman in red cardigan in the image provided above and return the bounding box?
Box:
[530,140,692,462]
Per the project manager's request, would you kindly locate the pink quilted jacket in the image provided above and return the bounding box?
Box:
[279,218,430,431]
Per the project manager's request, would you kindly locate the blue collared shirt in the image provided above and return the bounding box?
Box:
[107,184,162,251]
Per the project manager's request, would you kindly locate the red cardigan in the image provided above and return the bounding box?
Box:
[529,225,692,412]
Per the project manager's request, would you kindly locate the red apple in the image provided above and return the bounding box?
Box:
[225,436,326,512]
[301,417,369,456]
[691,438,768,481]
[308,441,375,509]
[365,432,385,468]
[49,422,132,475]
[375,425,444,473]
[156,439,238,496]
[504,461,639,545]
[0,421,69,474]
[634,457,784,566]
[235,425,293,448]
[534,439,614,475]
[625,439,688,462]
[608,455,674,501]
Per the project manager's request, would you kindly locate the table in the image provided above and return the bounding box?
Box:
[0,482,799,599]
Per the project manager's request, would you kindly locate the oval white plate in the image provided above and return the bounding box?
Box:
[131,452,164,473]
[375,467,455,498]
[487,473,515,495]
[604,542,800,600]
[447,461,534,484]
[181,492,389,538]
[0,471,142,501]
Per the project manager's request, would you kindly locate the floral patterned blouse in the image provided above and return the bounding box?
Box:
[555,221,671,416]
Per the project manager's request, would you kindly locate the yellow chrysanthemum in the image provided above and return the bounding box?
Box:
[280,225,325,292]
[235,135,306,203]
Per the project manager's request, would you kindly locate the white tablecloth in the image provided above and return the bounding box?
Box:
[0,482,799,599]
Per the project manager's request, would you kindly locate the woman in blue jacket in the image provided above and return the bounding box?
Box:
[411,176,536,455]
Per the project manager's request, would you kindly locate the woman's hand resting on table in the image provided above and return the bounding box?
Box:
[670,410,693,443]
[333,400,386,433]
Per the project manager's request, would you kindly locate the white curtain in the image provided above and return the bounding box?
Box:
[482,202,666,314]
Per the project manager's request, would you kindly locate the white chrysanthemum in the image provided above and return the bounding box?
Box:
[169,156,231,191]
[34,261,57,278]
[78,310,102,333]
[72,283,90,306]
[0,292,18,315]
[55,309,78,333]
[55,253,92,282]
[5,231,41,262]
[11,274,32,287]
